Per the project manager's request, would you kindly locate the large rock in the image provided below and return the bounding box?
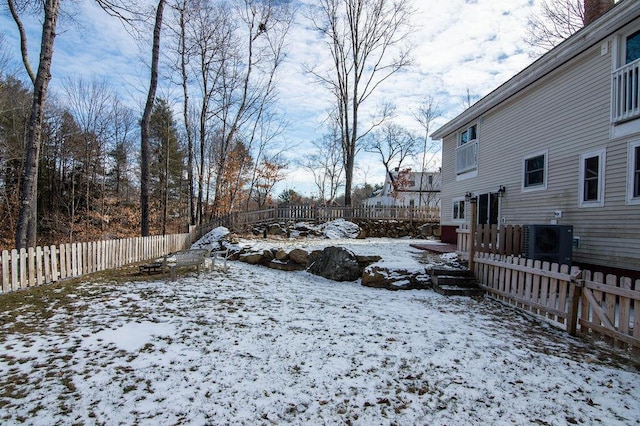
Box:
[306,246,362,282]
[356,255,382,267]
[361,265,431,290]
[267,260,306,272]
[289,249,308,265]
[275,248,289,261]
[239,252,265,265]
[268,223,286,236]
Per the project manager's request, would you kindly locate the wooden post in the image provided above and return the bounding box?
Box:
[566,270,583,336]
[469,196,478,273]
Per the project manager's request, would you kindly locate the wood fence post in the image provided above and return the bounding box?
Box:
[567,271,583,336]
[469,196,478,273]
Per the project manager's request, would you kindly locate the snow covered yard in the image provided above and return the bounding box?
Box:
[0,238,638,425]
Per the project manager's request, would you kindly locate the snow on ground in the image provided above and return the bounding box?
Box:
[0,238,639,425]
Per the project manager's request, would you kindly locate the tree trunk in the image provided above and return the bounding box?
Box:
[178,5,196,226]
[14,0,60,250]
[140,0,165,237]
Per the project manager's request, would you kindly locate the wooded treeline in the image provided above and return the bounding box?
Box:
[0,0,294,250]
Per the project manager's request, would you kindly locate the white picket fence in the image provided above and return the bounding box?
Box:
[1,233,192,293]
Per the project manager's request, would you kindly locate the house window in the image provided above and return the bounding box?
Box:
[626,29,640,64]
[522,150,547,191]
[453,198,466,220]
[457,124,479,175]
[477,193,499,225]
[459,125,477,146]
[627,140,640,204]
[579,149,606,207]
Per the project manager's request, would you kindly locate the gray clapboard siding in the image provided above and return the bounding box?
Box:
[440,33,640,271]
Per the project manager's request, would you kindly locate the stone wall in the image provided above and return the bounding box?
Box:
[352,220,440,239]
[245,220,441,239]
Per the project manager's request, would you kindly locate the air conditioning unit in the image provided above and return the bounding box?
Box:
[523,224,573,266]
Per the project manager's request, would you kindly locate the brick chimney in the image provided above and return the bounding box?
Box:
[584,0,615,26]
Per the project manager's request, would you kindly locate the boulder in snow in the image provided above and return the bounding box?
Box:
[306,246,362,282]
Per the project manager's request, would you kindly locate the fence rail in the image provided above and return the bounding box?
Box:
[214,205,440,229]
[474,252,640,355]
[1,233,195,294]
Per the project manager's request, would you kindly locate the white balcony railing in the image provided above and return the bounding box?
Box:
[612,58,640,123]
[456,139,478,174]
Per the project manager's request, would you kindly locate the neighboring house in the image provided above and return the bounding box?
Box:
[431,0,640,275]
[364,170,441,208]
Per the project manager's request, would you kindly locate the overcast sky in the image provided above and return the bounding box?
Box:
[1,0,539,197]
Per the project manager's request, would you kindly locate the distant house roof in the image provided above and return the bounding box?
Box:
[431,0,640,140]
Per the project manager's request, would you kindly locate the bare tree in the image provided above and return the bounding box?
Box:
[413,95,441,206]
[173,0,196,226]
[524,0,584,55]
[62,77,115,237]
[300,127,344,203]
[140,0,166,237]
[251,155,287,208]
[8,0,145,247]
[209,0,293,216]
[12,0,60,249]
[306,0,413,206]
[365,123,418,180]
[0,32,15,77]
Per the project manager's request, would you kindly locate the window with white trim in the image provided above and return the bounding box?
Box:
[625,29,640,65]
[628,140,640,204]
[456,124,479,176]
[452,198,466,220]
[459,124,477,146]
[522,150,547,191]
[579,149,606,207]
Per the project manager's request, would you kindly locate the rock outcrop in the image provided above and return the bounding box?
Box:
[361,265,431,290]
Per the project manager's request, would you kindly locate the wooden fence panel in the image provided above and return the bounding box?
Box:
[2,250,9,292]
[50,245,59,282]
[457,224,524,258]
[0,231,194,294]
[475,253,573,327]
[27,247,35,287]
[43,246,51,283]
[530,260,542,315]
[578,275,640,352]
[11,249,18,291]
[36,246,43,286]
[476,253,640,352]
[634,284,640,356]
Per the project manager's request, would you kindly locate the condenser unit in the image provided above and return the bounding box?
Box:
[523,224,573,266]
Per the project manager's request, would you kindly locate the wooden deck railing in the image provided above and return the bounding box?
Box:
[612,58,640,123]
[213,205,440,229]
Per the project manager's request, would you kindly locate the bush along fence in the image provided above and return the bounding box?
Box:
[473,252,640,355]
[0,225,221,294]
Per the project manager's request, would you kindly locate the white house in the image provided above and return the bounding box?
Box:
[364,170,441,208]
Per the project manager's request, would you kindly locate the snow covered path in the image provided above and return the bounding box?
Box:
[0,239,638,425]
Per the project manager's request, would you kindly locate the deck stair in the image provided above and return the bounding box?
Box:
[429,268,484,297]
